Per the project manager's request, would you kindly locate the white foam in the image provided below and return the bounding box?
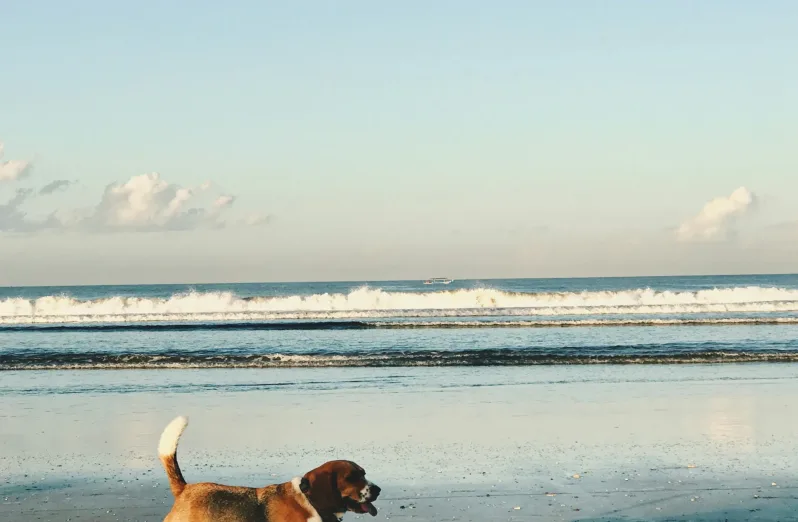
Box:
[2,286,798,324]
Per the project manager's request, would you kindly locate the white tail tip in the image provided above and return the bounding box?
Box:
[158,415,189,457]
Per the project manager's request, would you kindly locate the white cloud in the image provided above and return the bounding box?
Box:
[0,142,32,182]
[0,139,269,235]
[0,171,271,234]
[39,180,74,195]
[84,173,235,232]
[239,212,273,226]
[0,189,34,230]
[213,194,236,209]
[676,187,755,242]
[0,189,61,232]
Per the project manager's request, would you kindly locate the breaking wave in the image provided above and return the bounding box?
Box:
[2,286,798,325]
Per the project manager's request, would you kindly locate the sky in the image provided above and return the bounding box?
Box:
[1,1,797,285]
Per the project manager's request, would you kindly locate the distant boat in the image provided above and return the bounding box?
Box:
[423,278,453,285]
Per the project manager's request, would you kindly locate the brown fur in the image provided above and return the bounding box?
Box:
[160,454,187,498]
[159,423,380,522]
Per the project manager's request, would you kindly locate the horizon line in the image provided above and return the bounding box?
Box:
[1,271,797,290]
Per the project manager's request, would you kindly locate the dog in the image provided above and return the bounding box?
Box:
[158,416,381,522]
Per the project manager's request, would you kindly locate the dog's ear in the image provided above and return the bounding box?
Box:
[302,467,342,513]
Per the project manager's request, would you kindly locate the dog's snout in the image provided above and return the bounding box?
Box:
[370,484,381,499]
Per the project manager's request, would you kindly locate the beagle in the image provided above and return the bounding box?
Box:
[158,416,381,522]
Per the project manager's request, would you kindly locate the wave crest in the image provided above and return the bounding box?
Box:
[2,285,798,324]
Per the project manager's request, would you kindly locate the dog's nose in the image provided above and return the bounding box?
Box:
[370,485,381,499]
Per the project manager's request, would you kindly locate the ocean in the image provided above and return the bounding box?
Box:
[4,274,798,521]
[2,273,798,371]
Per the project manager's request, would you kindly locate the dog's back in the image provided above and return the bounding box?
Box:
[157,416,308,522]
[164,483,272,522]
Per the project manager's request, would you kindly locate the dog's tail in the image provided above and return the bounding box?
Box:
[158,416,189,498]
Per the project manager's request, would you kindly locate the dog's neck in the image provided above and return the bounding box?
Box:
[290,477,344,522]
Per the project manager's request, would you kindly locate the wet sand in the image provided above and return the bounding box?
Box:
[4,471,798,522]
[2,364,798,521]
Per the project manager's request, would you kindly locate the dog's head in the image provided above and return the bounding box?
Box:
[299,460,381,517]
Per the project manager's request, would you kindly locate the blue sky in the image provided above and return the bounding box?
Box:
[1,1,797,284]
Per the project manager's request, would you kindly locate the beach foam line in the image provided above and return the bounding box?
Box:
[3,348,798,370]
[2,316,798,331]
[3,286,798,324]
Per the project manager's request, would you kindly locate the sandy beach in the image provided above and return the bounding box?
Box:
[3,364,798,521]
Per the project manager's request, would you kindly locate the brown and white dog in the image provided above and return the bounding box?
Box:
[158,416,381,522]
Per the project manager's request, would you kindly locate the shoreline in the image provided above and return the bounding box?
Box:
[7,354,798,371]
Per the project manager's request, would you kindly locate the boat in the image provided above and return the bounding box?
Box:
[423,278,453,285]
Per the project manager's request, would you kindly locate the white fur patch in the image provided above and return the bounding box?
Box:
[157,416,188,457]
[359,481,373,503]
[292,477,322,522]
